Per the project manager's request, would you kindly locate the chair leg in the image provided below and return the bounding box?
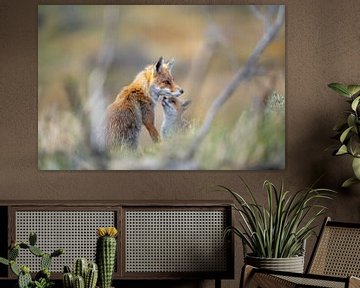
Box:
[240,265,255,288]
[215,278,221,288]
[349,276,360,288]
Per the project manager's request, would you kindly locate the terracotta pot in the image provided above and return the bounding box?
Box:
[245,254,305,273]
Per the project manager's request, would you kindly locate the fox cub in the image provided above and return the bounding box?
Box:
[161,96,191,139]
[105,57,183,150]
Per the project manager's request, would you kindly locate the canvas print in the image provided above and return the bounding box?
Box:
[38,5,285,170]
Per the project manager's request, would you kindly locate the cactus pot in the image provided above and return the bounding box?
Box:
[245,254,304,273]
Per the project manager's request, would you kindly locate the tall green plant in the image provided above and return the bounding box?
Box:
[222,179,335,258]
[328,83,360,187]
[96,227,117,288]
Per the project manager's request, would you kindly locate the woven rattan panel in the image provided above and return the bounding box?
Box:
[310,226,360,277]
[15,211,115,272]
[249,273,297,288]
[277,275,345,288]
[125,210,227,273]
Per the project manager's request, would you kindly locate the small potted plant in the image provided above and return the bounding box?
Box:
[221,178,334,273]
[328,82,360,187]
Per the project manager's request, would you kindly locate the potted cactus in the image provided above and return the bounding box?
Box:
[0,232,63,288]
[96,227,118,288]
[62,258,98,288]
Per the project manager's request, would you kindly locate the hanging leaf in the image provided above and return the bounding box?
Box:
[352,157,360,180]
[336,145,348,155]
[340,126,353,143]
[347,85,360,97]
[351,96,360,111]
[349,135,360,156]
[328,83,351,97]
[329,82,360,187]
[342,177,360,188]
[347,114,356,127]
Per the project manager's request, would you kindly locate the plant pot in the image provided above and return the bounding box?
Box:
[245,254,304,273]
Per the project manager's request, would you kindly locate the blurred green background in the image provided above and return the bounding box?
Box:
[38,5,285,170]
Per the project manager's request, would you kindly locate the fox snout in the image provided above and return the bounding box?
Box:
[172,87,184,97]
[159,81,184,97]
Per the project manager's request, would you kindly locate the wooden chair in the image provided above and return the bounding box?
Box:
[241,217,360,288]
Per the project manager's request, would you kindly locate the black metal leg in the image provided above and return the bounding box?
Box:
[215,278,221,288]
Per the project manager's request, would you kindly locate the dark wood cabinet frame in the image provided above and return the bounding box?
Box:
[0,201,234,288]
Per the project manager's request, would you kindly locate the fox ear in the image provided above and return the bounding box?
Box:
[155,57,164,73]
[182,99,191,110]
[167,58,175,72]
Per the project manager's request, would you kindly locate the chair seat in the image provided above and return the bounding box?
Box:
[243,265,360,288]
[277,274,346,288]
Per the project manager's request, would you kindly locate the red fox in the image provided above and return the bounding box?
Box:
[105,57,184,150]
[161,96,191,139]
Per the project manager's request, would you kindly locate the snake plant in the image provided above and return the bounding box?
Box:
[222,178,335,258]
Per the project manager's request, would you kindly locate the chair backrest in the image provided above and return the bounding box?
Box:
[307,217,360,277]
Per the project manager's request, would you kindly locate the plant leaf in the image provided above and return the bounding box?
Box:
[352,157,360,179]
[328,83,350,97]
[351,96,360,111]
[349,135,360,156]
[347,114,356,128]
[336,145,348,155]
[340,126,353,143]
[348,85,360,97]
[342,177,360,188]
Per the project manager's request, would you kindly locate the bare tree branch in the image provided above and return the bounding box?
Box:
[186,7,238,106]
[182,5,285,161]
[250,5,271,30]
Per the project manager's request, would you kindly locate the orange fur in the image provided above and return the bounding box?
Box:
[105,57,183,150]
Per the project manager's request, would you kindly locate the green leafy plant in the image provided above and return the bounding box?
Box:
[221,178,335,258]
[328,82,360,187]
[0,232,63,288]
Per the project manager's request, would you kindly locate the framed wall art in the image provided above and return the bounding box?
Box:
[38,5,285,170]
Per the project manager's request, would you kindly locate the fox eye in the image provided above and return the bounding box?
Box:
[164,80,171,85]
